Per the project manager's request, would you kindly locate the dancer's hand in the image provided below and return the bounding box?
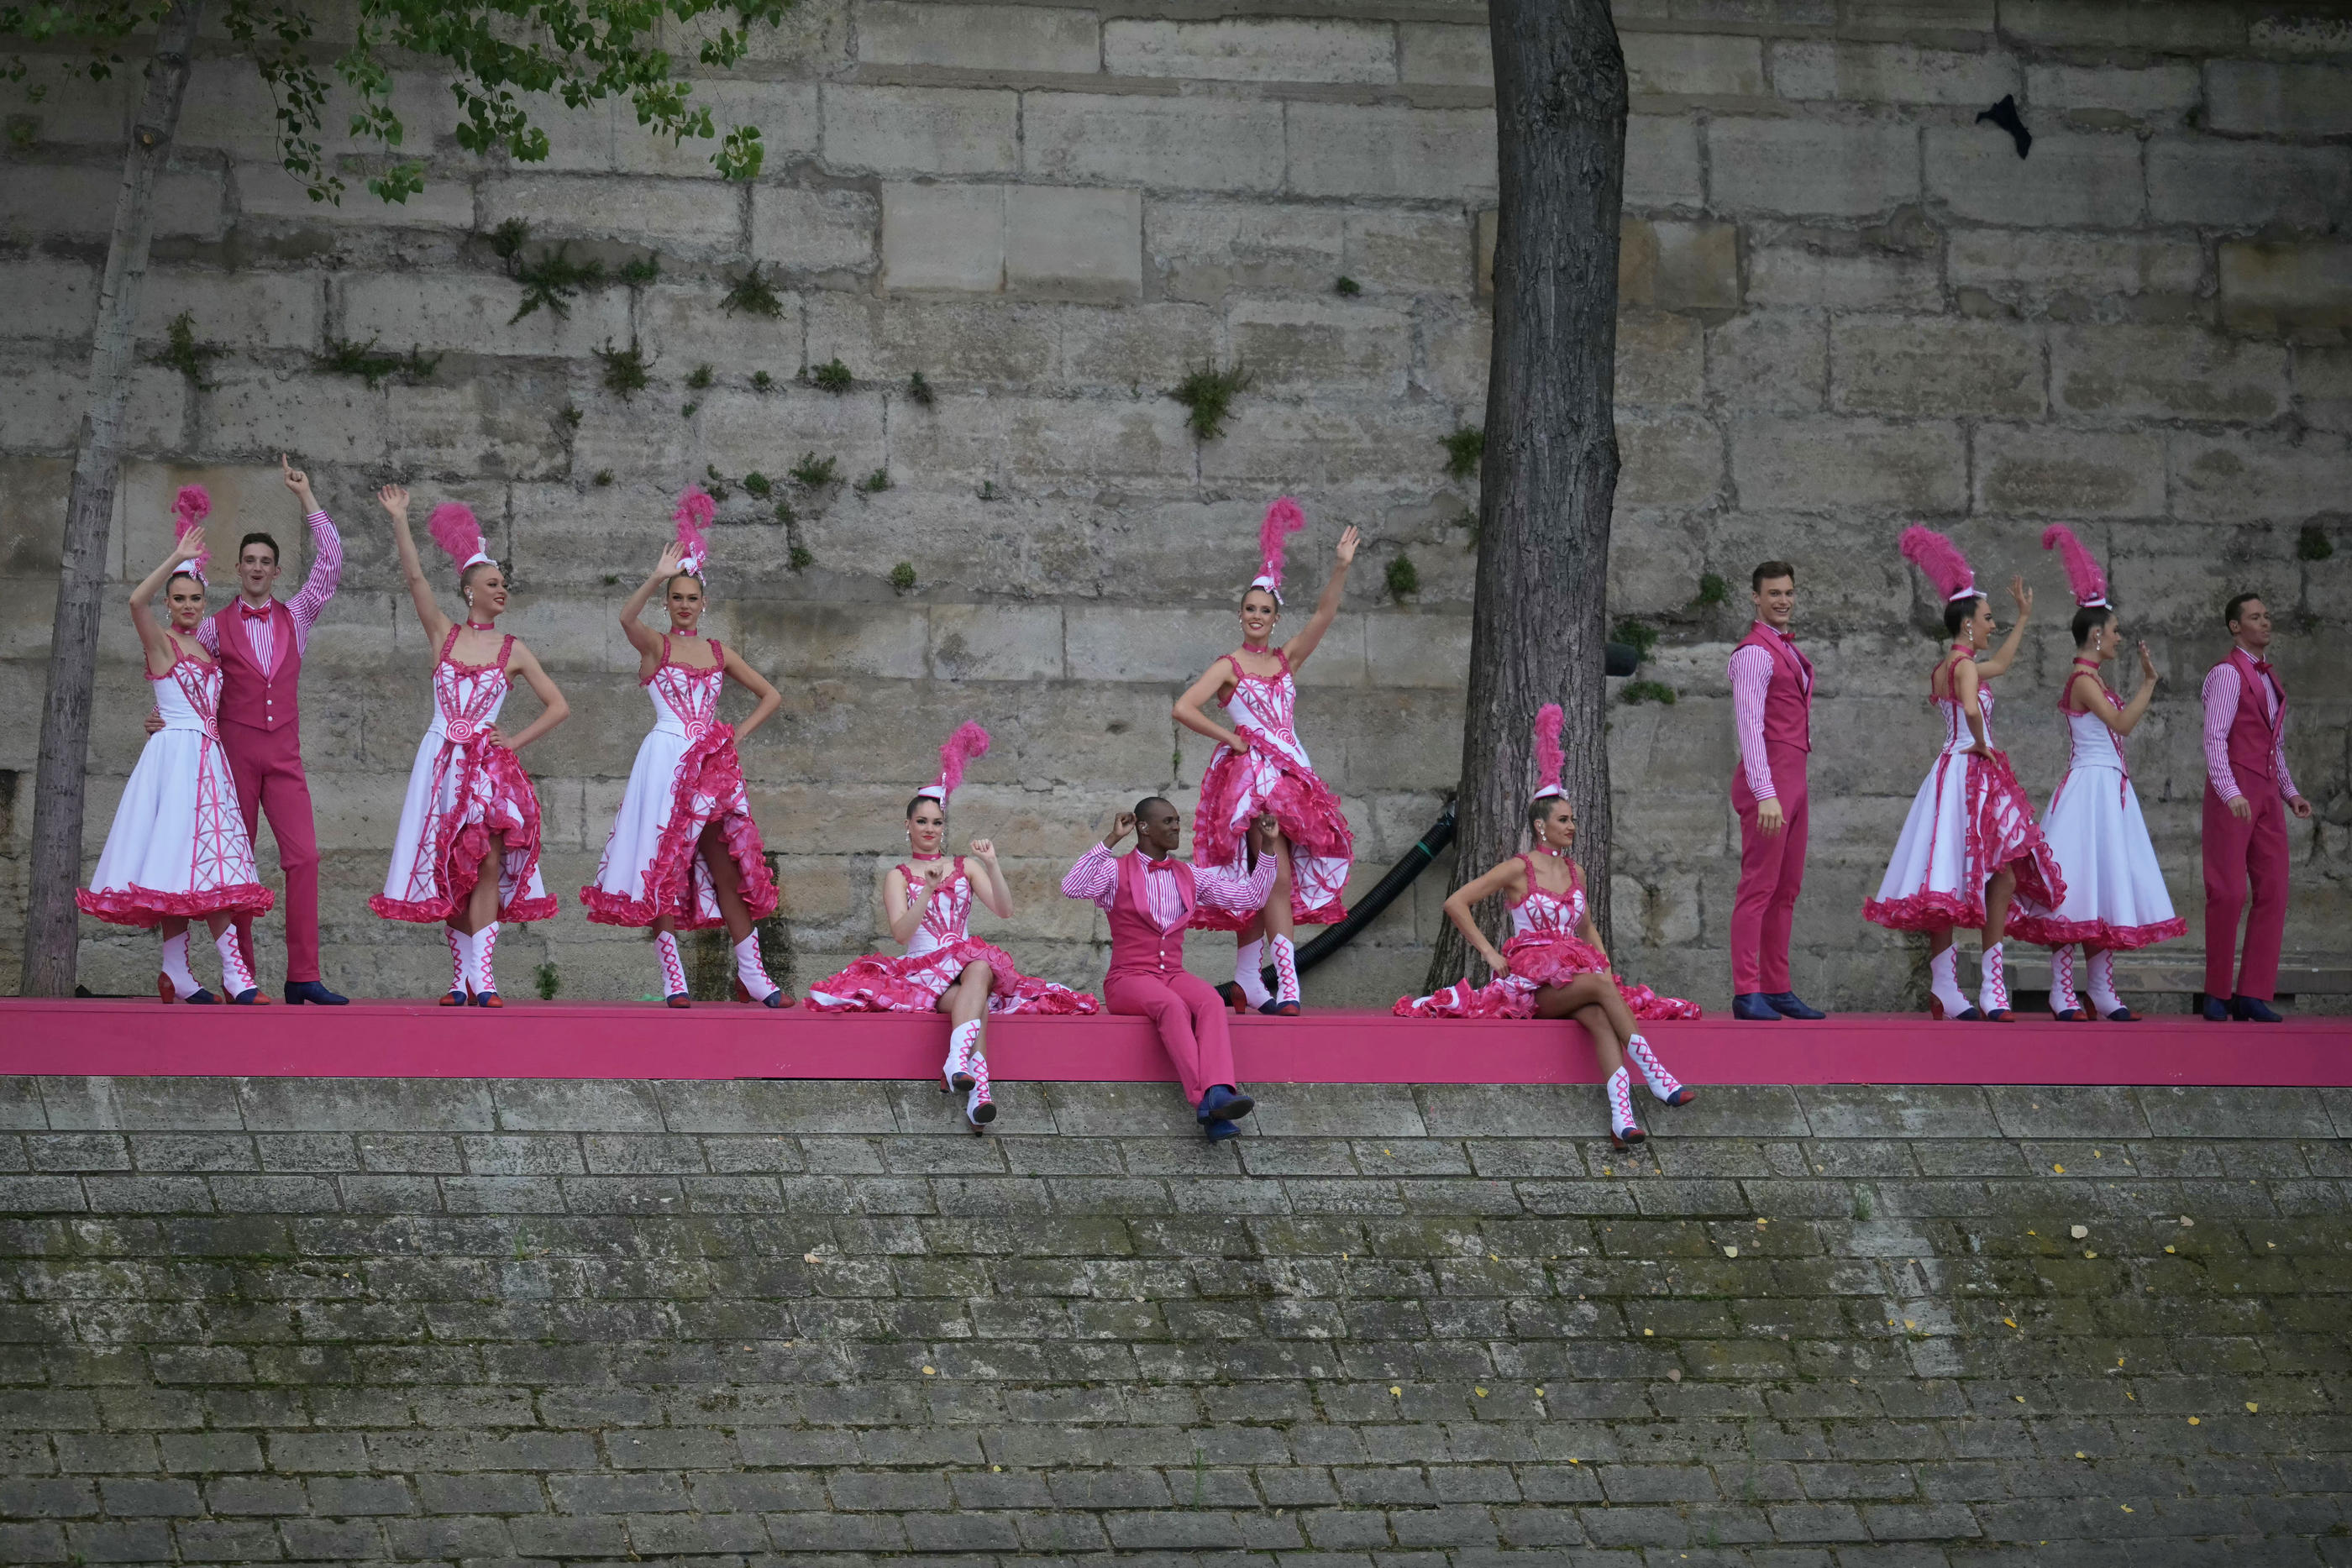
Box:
[1250,813,1282,853]
[654,542,684,579]
[1334,526,1359,566]
[281,454,314,507]
[1482,949,1509,979]
[168,525,206,566]
[1756,797,1783,835]
[2008,576,2032,620]
[1104,811,1135,848]
[2137,642,2157,683]
[378,484,409,522]
[968,838,997,863]
[2290,795,2313,821]
[914,858,953,895]
[2229,795,2251,821]
[484,723,512,750]
[144,708,165,737]
[1966,741,1994,760]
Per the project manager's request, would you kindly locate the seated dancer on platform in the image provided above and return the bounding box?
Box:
[2007,527,2182,1021]
[580,490,790,1009]
[1173,499,1357,1016]
[369,488,569,1006]
[78,494,275,1003]
[1865,528,2064,1022]
[809,723,1099,1130]
[1063,800,1282,1141]
[1393,705,1697,1149]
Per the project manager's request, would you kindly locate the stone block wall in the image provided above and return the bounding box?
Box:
[1,0,2347,1006]
[1,1074,2349,1561]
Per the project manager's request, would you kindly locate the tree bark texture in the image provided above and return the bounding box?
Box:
[1425,0,1626,990]
[19,0,206,997]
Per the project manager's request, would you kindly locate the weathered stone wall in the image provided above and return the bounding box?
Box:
[2,1073,2349,1562]
[2,0,2348,1006]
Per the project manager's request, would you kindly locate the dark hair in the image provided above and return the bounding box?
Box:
[906,794,943,819]
[1238,585,1278,611]
[2223,592,2262,630]
[1751,560,1795,592]
[238,531,280,567]
[2071,605,2114,648]
[1134,795,1174,821]
[1941,595,1984,638]
[1528,794,1570,831]
[166,570,207,593]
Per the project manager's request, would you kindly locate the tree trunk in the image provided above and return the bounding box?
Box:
[1425,0,1626,990]
[18,0,206,997]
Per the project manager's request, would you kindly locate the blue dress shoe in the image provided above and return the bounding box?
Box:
[1204,1117,1244,1142]
[2103,1006,2139,1022]
[1762,991,1825,1020]
[184,989,218,1004]
[2201,995,2231,1022]
[1257,999,1300,1016]
[226,987,265,1005]
[1196,1084,1255,1125]
[1731,993,1782,1021]
[285,979,348,1005]
[2231,995,2283,1023]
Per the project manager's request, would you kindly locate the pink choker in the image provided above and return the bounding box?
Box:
[464,620,497,631]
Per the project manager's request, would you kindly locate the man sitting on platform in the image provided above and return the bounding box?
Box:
[1063,800,1281,1141]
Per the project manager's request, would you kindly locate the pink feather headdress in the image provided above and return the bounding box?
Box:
[1250,496,1307,603]
[1898,525,1977,603]
[171,485,212,585]
[1530,703,1566,803]
[427,501,495,574]
[916,721,991,805]
[2040,524,2108,609]
[673,485,717,579]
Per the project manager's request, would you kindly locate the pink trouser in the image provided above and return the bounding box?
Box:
[1730,742,1809,995]
[2203,774,2288,1002]
[222,721,322,984]
[1105,969,1236,1104]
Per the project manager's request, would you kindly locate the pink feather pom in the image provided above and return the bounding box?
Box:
[426,501,485,566]
[1898,525,1976,602]
[934,721,991,800]
[1532,703,1566,795]
[1256,496,1306,588]
[2040,524,2108,607]
[673,485,717,566]
[171,485,212,577]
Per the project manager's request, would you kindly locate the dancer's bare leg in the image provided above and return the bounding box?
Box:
[459,841,504,935]
[701,822,754,944]
[1534,974,1633,1072]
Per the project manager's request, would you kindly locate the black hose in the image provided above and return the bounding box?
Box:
[1268,798,1457,981]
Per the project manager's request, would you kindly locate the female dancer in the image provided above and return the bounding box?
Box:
[1864,527,2065,1021]
[806,721,1098,1130]
[1394,706,1698,1146]
[77,490,274,1002]
[2006,527,2182,1020]
[580,490,790,1007]
[369,488,568,1005]
[1173,498,1357,1016]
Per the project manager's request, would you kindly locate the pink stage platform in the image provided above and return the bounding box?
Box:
[1,999,2345,1085]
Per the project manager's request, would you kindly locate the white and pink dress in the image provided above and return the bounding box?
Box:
[77,651,275,928]
[2006,669,2182,952]
[580,636,778,930]
[806,857,1099,1015]
[1191,648,1353,931]
[370,628,557,925]
[1394,854,1698,1021]
[1864,650,2066,933]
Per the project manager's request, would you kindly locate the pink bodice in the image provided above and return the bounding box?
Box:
[429,629,512,746]
[1221,649,1312,768]
[149,651,222,739]
[1933,649,1996,755]
[648,638,726,742]
[901,857,974,958]
[1509,854,1586,938]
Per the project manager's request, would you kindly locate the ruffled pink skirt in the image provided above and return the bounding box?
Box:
[1865,747,2066,933]
[1392,933,1702,1021]
[1192,747,1353,931]
[580,725,779,931]
[806,937,1100,1015]
[370,739,559,926]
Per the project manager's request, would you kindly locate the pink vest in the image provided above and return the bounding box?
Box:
[1737,621,1813,753]
[2220,648,2283,784]
[210,600,301,738]
[1105,850,1196,981]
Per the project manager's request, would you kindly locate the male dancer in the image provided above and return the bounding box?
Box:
[1726,561,1825,1021]
[1063,800,1280,1140]
[167,456,349,1004]
[2200,594,2311,1023]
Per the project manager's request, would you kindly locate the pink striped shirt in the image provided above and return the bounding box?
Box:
[2200,654,2297,804]
[1726,642,1777,801]
[193,509,344,669]
[1061,843,1276,931]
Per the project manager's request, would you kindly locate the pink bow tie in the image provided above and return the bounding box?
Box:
[239,602,273,621]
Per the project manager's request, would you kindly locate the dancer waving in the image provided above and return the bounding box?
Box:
[1174,498,1357,1016]
[1865,528,2064,1021]
[78,491,274,1003]
[808,722,1099,1130]
[2006,527,2181,1020]
[1393,705,1697,1147]
[369,488,568,1005]
[581,489,790,1008]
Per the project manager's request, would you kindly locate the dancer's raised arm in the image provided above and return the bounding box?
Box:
[620,543,686,659]
[2074,644,2159,737]
[964,839,1013,920]
[1282,526,1357,668]
[130,528,207,674]
[377,485,452,647]
[1973,575,2033,679]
